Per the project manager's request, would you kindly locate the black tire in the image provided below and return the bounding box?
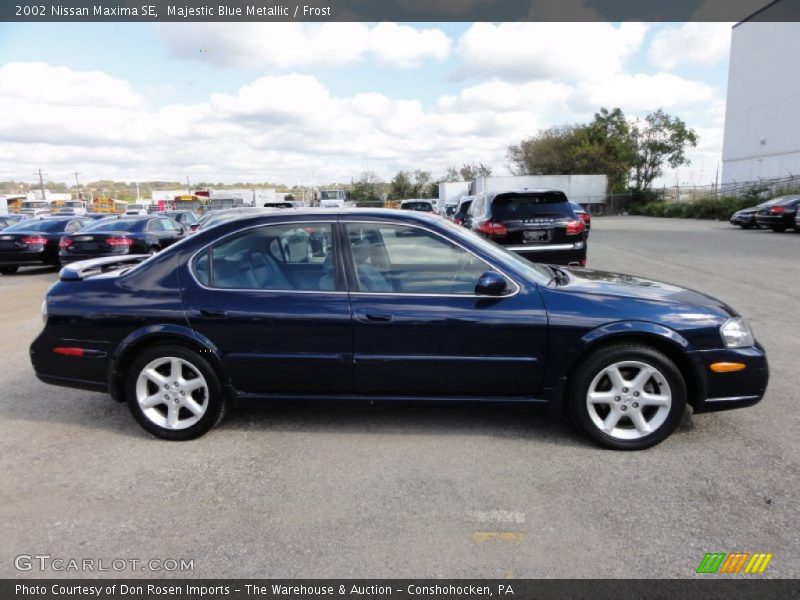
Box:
[568,343,687,450]
[148,246,159,256]
[771,226,786,232]
[0,266,18,275]
[125,344,227,441]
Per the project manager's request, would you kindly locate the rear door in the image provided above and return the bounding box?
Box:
[183,219,352,395]
[342,219,547,398]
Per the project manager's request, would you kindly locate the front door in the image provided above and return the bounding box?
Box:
[183,220,352,395]
[342,220,547,398]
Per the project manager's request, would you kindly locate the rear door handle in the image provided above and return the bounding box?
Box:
[356,309,394,323]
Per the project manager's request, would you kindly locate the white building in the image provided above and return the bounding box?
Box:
[722,3,800,182]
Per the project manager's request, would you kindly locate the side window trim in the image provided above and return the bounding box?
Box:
[340,219,520,298]
[188,220,346,294]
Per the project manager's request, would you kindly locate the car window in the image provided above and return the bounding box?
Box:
[193,223,334,291]
[345,223,504,295]
[3,219,67,232]
[83,219,142,232]
[401,202,433,212]
[65,220,83,233]
[491,192,573,220]
[147,219,166,232]
[161,218,180,232]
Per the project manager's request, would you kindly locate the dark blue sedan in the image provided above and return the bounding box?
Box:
[30,210,768,449]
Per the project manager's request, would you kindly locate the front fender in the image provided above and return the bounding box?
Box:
[546,320,705,414]
[108,324,228,402]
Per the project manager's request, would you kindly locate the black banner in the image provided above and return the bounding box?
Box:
[3,0,800,23]
[3,580,800,600]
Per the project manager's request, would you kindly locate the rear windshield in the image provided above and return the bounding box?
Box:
[775,196,800,206]
[491,192,572,220]
[401,202,433,211]
[84,218,144,232]
[4,219,73,232]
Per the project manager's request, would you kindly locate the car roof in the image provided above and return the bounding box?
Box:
[774,195,800,205]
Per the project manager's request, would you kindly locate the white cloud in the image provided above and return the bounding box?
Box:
[0,62,727,186]
[648,23,733,70]
[455,22,648,82]
[156,23,451,70]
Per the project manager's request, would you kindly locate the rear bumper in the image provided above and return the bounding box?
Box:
[756,214,794,228]
[30,331,111,394]
[690,345,769,414]
[504,243,587,266]
[0,251,50,266]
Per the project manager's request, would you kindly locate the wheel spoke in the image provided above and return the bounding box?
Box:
[640,392,669,407]
[182,397,204,416]
[183,377,205,394]
[602,409,622,433]
[169,358,182,381]
[630,411,652,435]
[629,368,651,392]
[144,368,167,387]
[167,404,180,428]
[605,366,625,391]
[589,390,616,405]
[140,394,163,409]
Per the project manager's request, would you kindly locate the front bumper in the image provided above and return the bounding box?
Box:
[690,344,769,413]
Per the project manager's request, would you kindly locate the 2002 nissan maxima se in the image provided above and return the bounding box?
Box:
[30,210,768,449]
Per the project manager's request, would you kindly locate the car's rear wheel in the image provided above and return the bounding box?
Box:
[569,344,686,450]
[148,246,159,256]
[125,344,227,440]
[0,266,18,275]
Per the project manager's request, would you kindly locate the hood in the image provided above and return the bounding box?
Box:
[557,267,737,316]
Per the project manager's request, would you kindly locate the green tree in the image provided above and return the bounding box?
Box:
[629,109,698,194]
[349,171,383,204]
[390,170,414,199]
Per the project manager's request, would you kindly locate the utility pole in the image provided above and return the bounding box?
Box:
[37,169,47,201]
[72,172,82,199]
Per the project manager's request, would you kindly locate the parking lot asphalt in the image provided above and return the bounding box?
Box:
[1,216,798,579]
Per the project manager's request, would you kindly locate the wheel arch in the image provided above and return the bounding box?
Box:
[108,325,230,403]
[552,321,704,414]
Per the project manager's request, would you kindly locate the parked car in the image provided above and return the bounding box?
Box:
[464,189,587,266]
[0,214,30,230]
[796,208,800,232]
[452,197,473,225]
[400,199,436,213]
[163,210,199,227]
[755,195,800,232]
[30,209,767,449]
[730,198,782,229]
[191,208,273,233]
[570,201,592,233]
[264,201,300,209]
[58,215,184,265]
[0,216,92,274]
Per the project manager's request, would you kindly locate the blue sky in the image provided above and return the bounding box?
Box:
[0,22,733,186]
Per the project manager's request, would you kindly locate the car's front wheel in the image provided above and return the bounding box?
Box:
[569,344,687,450]
[125,344,227,440]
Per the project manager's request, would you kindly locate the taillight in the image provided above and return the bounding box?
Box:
[59,238,73,249]
[770,206,786,214]
[21,236,47,245]
[106,237,132,247]
[579,213,591,222]
[476,220,508,237]
[580,258,587,267]
[565,220,586,235]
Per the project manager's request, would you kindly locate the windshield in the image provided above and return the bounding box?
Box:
[84,218,143,232]
[491,192,572,220]
[4,219,73,232]
[437,219,551,284]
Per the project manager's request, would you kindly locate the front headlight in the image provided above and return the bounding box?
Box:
[720,317,754,348]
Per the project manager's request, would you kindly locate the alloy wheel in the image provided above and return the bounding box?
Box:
[135,357,209,430]
[585,360,672,440]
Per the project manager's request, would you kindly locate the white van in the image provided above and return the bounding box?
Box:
[318,190,347,208]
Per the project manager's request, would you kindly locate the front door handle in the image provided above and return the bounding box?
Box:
[197,308,226,319]
[356,309,394,323]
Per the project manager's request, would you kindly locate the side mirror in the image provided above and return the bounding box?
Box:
[475,271,508,296]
